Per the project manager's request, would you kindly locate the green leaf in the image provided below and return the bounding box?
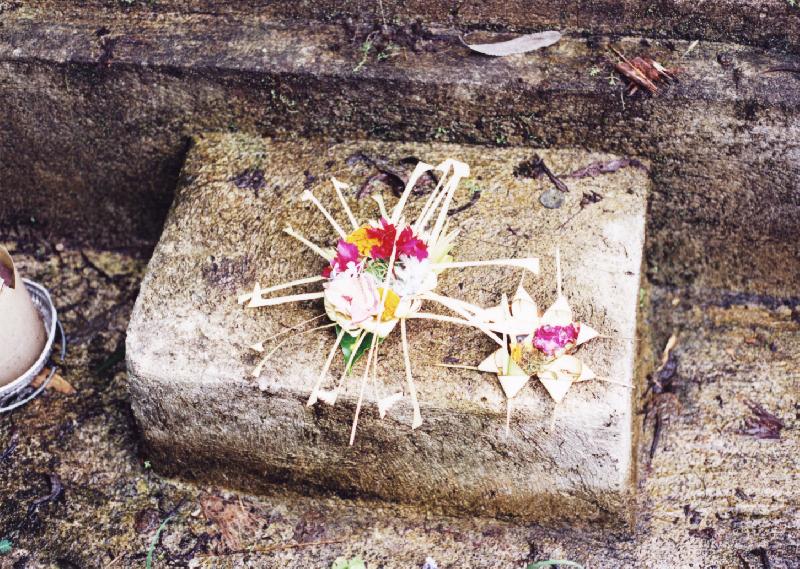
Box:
[337,327,377,374]
[0,539,11,555]
[528,561,584,569]
[363,259,389,281]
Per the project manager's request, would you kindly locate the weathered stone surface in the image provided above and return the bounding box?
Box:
[1,12,798,297]
[1,234,797,567]
[126,133,649,526]
[10,0,800,53]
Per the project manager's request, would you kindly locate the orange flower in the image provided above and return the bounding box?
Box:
[346,226,381,257]
[377,288,400,321]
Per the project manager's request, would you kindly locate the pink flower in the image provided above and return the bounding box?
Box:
[366,219,428,261]
[532,324,578,356]
[323,239,361,277]
[324,273,381,326]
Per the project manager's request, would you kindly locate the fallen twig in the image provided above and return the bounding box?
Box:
[27,473,64,518]
[350,153,437,199]
[649,412,663,460]
[556,191,604,231]
[761,66,800,74]
[0,431,19,464]
[447,191,482,216]
[514,154,568,192]
[80,250,116,283]
[608,47,678,96]
[683,40,699,57]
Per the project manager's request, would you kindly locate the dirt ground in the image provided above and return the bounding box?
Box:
[0,230,797,568]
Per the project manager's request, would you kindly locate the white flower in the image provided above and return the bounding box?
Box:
[393,256,437,297]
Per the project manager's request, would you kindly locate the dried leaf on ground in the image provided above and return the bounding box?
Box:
[565,158,647,179]
[31,368,76,395]
[739,400,784,439]
[28,473,63,516]
[652,334,678,394]
[464,31,561,56]
[657,334,678,371]
[688,527,716,540]
[556,190,603,228]
[31,368,78,395]
[349,153,437,199]
[0,246,15,290]
[579,191,603,207]
[513,154,569,192]
[200,495,261,551]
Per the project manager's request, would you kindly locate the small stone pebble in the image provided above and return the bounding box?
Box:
[539,188,565,209]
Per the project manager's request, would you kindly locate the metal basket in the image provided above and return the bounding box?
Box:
[0,279,66,413]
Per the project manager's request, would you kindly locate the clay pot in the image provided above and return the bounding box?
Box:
[0,246,46,387]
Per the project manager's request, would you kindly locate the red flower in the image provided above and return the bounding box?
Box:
[323,239,361,277]
[366,218,428,261]
[532,324,578,356]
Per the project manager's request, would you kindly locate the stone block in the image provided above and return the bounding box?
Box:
[127,133,649,525]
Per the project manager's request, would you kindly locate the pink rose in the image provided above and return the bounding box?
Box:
[324,273,381,325]
[532,324,578,356]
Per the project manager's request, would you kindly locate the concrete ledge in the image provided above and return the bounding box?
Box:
[127,134,649,525]
[11,1,800,53]
[1,13,798,297]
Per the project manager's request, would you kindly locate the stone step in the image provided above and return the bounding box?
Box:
[1,12,798,299]
[126,133,650,526]
[15,0,800,53]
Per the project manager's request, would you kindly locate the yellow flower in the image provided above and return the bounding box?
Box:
[510,343,523,364]
[377,288,400,321]
[346,226,381,257]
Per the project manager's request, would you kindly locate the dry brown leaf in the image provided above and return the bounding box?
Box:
[565,157,646,179]
[200,495,260,551]
[614,61,660,94]
[739,400,784,440]
[465,31,561,56]
[0,246,15,290]
[657,334,678,373]
[31,368,76,395]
